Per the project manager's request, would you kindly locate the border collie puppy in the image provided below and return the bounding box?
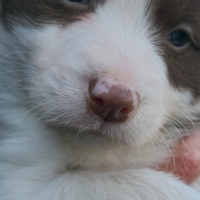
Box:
[0,0,200,199]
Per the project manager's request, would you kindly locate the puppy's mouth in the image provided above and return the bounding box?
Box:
[48,121,131,146]
[44,107,136,145]
[47,116,127,136]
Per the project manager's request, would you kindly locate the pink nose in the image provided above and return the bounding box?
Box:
[89,79,139,122]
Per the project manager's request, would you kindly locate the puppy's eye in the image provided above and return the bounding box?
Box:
[68,0,87,3]
[169,30,190,47]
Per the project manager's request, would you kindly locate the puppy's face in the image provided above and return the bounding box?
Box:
[2,0,200,147]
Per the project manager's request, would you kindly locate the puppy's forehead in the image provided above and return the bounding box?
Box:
[2,0,200,27]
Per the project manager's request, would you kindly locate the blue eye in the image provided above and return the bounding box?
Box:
[169,30,190,47]
[68,0,87,3]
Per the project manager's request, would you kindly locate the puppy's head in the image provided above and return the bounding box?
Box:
[1,0,200,147]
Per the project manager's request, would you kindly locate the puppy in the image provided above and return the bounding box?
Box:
[0,0,200,199]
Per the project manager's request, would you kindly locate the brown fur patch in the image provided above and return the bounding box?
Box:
[1,0,106,27]
[151,0,200,98]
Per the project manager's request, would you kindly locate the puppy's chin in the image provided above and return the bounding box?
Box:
[46,113,156,149]
[47,124,120,148]
[46,119,114,141]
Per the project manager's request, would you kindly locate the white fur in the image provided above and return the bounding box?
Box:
[0,0,200,199]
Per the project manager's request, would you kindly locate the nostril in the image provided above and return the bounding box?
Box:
[92,97,104,105]
[120,107,132,114]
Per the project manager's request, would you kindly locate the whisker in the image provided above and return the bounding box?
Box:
[172,108,198,131]
[19,101,54,122]
[30,105,66,125]
[1,78,27,99]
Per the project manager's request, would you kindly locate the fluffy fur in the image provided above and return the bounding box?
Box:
[0,0,200,199]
